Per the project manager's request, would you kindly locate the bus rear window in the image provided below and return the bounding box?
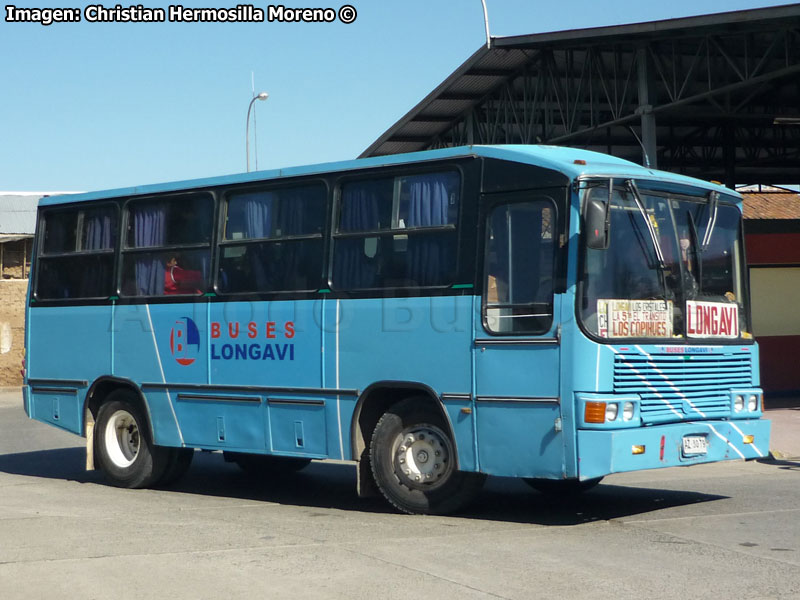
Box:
[36,205,117,300]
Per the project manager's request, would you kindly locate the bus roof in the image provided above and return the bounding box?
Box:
[40,145,738,207]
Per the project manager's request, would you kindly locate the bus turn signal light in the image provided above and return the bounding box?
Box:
[743,435,754,444]
[585,402,606,423]
[632,445,646,455]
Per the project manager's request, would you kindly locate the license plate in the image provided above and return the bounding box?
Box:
[682,435,708,456]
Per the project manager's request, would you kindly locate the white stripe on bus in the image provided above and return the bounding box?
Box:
[633,345,706,418]
[611,347,683,419]
[728,421,764,457]
[703,423,745,459]
[146,305,184,445]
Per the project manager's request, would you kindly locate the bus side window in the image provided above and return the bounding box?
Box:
[35,206,117,300]
[121,194,213,297]
[483,200,556,335]
[332,171,460,290]
[217,184,326,294]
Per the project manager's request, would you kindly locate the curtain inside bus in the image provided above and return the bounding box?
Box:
[405,172,456,287]
[335,180,383,288]
[133,204,166,295]
[333,173,457,289]
[81,208,115,297]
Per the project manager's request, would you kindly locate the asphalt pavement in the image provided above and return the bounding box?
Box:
[761,394,800,459]
[1,387,799,599]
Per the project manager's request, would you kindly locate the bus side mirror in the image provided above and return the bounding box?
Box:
[585,197,610,250]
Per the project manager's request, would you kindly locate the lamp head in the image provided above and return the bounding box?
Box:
[256,92,269,101]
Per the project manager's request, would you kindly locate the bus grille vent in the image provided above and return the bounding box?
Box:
[613,351,753,424]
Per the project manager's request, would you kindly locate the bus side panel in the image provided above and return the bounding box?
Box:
[208,299,331,456]
[28,305,113,435]
[335,296,476,469]
[142,389,183,447]
[114,302,210,386]
[174,392,267,452]
[475,402,563,477]
[322,298,356,460]
[113,302,209,447]
[208,299,319,388]
[29,387,82,434]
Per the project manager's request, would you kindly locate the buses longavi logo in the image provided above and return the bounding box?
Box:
[169,317,201,366]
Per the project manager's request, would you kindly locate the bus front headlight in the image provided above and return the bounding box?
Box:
[734,395,745,412]
[623,401,635,421]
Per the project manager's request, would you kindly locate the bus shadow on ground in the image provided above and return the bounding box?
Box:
[0,448,726,524]
[0,447,102,484]
[758,456,800,472]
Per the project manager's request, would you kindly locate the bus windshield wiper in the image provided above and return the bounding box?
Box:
[626,180,666,270]
[687,209,704,295]
[701,190,719,251]
[626,179,671,305]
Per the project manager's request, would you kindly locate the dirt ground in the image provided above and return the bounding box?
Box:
[0,281,27,386]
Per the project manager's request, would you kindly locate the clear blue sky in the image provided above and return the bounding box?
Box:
[1,0,794,192]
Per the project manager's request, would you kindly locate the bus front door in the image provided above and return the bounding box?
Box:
[473,193,565,479]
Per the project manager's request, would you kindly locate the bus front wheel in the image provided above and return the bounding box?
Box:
[370,398,484,515]
[94,390,170,489]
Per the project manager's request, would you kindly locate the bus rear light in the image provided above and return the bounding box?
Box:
[632,445,646,455]
[585,402,606,423]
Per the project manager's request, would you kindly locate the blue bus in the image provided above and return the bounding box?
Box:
[23,145,770,514]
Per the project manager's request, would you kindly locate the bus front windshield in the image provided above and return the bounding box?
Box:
[579,181,751,341]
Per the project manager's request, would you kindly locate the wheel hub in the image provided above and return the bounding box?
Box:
[395,425,450,486]
[104,410,140,468]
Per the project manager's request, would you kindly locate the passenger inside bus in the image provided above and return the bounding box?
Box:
[164,255,203,295]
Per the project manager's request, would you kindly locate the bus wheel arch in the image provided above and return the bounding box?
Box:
[85,378,150,427]
[84,378,182,488]
[369,397,485,515]
[350,382,459,497]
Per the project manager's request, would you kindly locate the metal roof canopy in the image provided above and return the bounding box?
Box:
[362,4,800,186]
[0,195,40,235]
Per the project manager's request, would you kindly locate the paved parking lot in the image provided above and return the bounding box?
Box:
[1,389,799,599]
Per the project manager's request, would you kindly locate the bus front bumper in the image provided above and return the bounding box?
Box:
[577,418,771,480]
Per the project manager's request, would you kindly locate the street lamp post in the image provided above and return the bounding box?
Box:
[246,92,269,172]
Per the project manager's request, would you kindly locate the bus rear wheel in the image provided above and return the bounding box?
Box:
[370,398,484,515]
[94,391,170,489]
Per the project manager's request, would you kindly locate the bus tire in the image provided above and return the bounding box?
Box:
[370,398,485,515]
[94,391,170,489]
[224,452,311,476]
[524,477,603,495]
[157,448,194,487]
